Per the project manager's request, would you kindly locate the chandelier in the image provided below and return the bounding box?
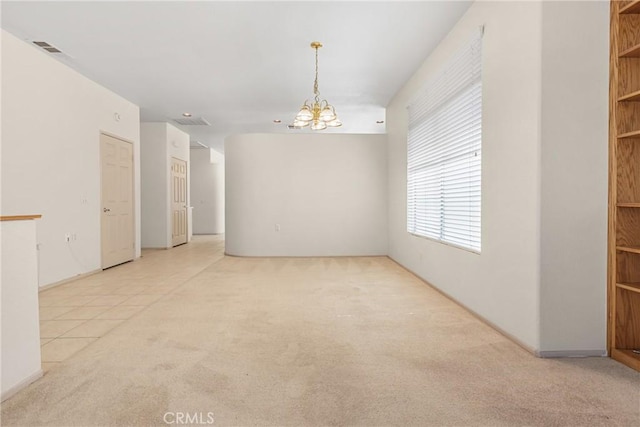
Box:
[292,42,342,130]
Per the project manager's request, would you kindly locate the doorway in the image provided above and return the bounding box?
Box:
[171,157,188,247]
[100,133,134,268]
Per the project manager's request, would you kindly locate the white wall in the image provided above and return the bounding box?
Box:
[190,148,225,234]
[140,123,168,248]
[387,1,543,350]
[387,0,610,354]
[1,219,42,400]
[1,30,141,287]
[225,133,387,257]
[140,122,190,248]
[539,0,609,355]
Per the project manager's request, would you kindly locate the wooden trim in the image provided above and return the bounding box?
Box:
[0,215,42,222]
[617,202,640,207]
[620,0,640,14]
[608,0,620,358]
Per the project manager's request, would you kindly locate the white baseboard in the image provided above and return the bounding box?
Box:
[39,269,101,292]
[388,257,537,355]
[536,350,608,358]
[388,258,611,359]
[1,369,43,402]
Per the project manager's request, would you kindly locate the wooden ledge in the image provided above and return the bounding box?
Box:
[0,215,42,222]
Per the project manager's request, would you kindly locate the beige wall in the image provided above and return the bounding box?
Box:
[387,1,543,350]
[190,148,225,235]
[225,133,387,257]
[140,122,190,248]
[1,30,140,287]
[1,219,41,399]
[539,0,609,355]
[386,0,610,354]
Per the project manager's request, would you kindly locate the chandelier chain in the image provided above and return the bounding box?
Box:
[313,45,320,102]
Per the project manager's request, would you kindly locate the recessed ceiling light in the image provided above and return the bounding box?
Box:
[273,119,282,124]
[376,120,385,124]
[182,112,192,117]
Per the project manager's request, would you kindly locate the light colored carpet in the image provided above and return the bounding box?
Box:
[2,236,639,426]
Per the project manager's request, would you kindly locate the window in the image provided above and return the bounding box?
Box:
[407,30,482,252]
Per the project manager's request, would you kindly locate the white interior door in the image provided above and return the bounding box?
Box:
[101,134,134,268]
[171,157,188,247]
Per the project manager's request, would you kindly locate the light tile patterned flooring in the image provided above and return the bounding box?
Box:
[37,235,225,373]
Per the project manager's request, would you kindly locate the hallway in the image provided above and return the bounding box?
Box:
[1,236,638,426]
[36,235,226,371]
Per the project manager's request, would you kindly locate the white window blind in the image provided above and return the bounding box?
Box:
[407,30,482,252]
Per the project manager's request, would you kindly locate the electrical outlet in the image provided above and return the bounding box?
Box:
[275,224,281,232]
[65,233,71,242]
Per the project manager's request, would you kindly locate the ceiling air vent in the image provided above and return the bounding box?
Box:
[190,140,208,149]
[33,41,62,54]
[173,117,211,126]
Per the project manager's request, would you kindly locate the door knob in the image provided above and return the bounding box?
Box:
[103,208,111,212]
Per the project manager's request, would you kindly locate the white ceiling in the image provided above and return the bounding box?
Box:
[1,1,472,153]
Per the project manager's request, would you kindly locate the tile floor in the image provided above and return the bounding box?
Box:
[37,235,225,373]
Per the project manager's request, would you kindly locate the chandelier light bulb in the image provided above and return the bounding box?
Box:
[311,120,327,131]
[319,106,336,122]
[296,104,313,121]
[293,119,310,127]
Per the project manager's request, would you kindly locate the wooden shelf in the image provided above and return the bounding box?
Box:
[620,42,640,58]
[617,282,640,293]
[619,89,640,102]
[611,348,640,371]
[618,130,640,139]
[617,246,640,254]
[620,1,640,14]
[0,215,42,222]
[609,0,640,373]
